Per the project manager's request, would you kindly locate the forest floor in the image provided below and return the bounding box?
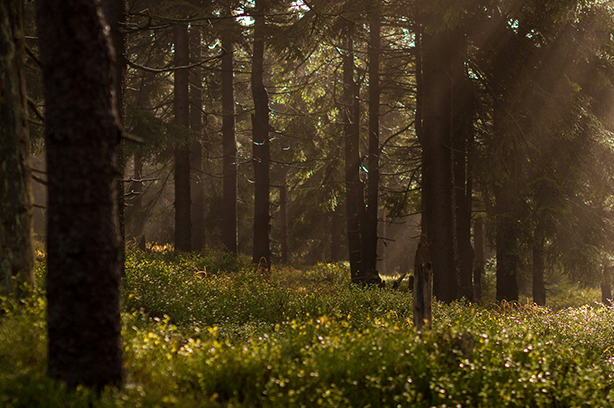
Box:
[1,247,613,407]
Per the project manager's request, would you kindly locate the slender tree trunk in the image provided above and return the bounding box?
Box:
[251,0,271,268]
[222,20,238,254]
[37,0,123,387]
[360,0,382,284]
[342,23,363,282]
[602,260,612,306]
[174,24,192,252]
[532,234,546,306]
[377,209,387,275]
[420,26,459,303]
[0,0,34,297]
[473,217,485,302]
[279,168,288,264]
[331,204,343,262]
[190,24,205,250]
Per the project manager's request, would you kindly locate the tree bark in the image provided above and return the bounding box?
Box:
[420,26,459,303]
[222,17,238,254]
[413,235,432,329]
[251,0,271,268]
[190,24,205,250]
[174,24,192,252]
[0,0,34,297]
[360,0,382,284]
[101,0,128,275]
[473,218,485,302]
[342,23,363,282]
[37,0,123,387]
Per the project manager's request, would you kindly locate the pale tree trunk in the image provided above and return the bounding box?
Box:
[360,0,382,284]
[222,13,238,254]
[251,0,271,268]
[0,0,34,297]
[602,259,612,306]
[190,24,205,250]
[37,0,123,387]
[532,234,546,306]
[174,24,192,252]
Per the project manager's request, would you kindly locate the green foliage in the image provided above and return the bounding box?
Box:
[2,250,614,406]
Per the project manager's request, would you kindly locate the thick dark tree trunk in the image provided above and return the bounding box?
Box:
[493,97,519,302]
[222,21,238,254]
[420,27,459,303]
[190,24,205,250]
[360,0,382,284]
[251,0,271,268]
[342,24,363,282]
[473,218,485,302]
[532,235,546,306]
[0,0,34,297]
[602,260,612,306]
[452,43,474,301]
[174,24,192,252]
[37,0,123,387]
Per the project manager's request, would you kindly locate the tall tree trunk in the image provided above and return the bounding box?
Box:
[360,0,382,284]
[251,0,271,267]
[222,18,238,254]
[493,94,519,302]
[101,0,127,275]
[37,0,123,387]
[342,23,363,282]
[532,234,546,306]
[377,208,387,275]
[452,39,474,301]
[190,24,205,250]
[473,217,485,302]
[0,0,34,297]
[279,168,288,264]
[420,26,459,303]
[174,24,192,252]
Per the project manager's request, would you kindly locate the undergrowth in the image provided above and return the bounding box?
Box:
[1,248,613,407]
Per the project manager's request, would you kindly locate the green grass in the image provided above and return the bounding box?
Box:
[1,248,614,407]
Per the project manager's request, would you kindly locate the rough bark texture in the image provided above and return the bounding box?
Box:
[0,0,34,297]
[251,0,271,267]
[222,25,238,254]
[420,27,459,303]
[190,24,205,251]
[413,236,432,329]
[36,0,123,387]
[174,24,192,252]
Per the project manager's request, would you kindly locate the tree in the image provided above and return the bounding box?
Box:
[174,23,192,252]
[0,0,35,297]
[36,0,123,387]
[251,0,272,268]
